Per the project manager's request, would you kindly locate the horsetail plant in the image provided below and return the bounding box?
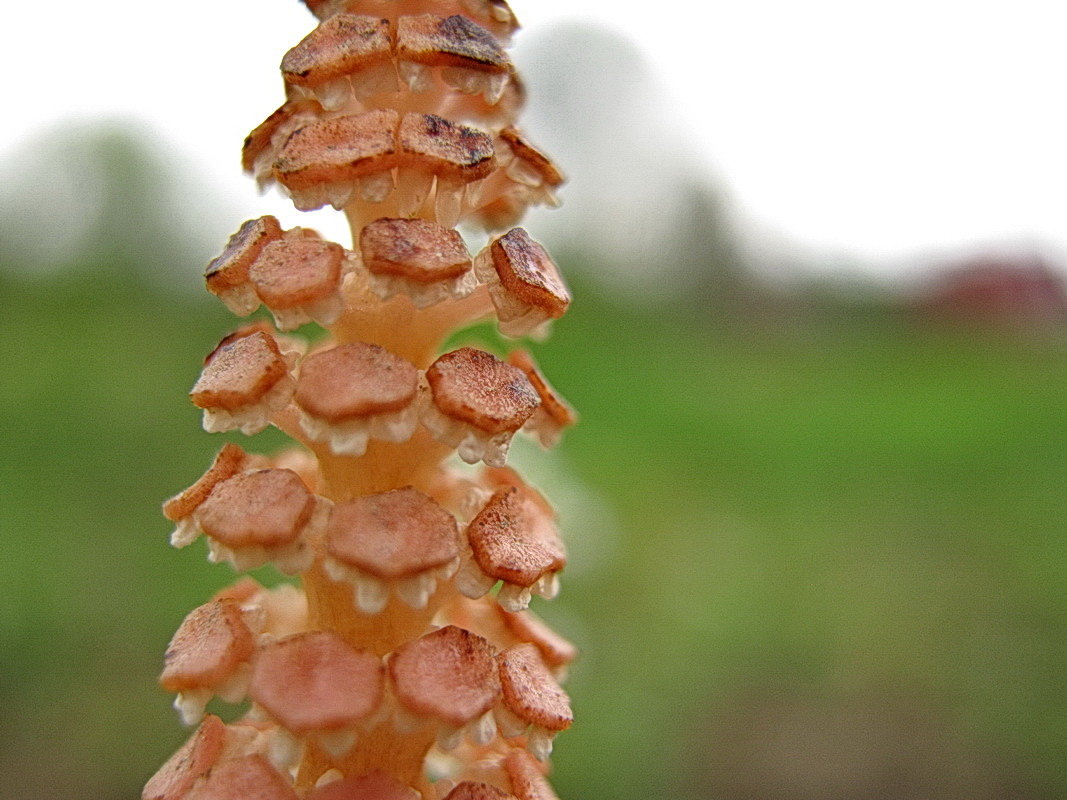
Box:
[144,2,579,799]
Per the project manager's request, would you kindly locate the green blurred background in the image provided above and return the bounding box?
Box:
[2,31,1067,800]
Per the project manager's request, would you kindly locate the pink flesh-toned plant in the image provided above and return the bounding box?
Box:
[145,2,579,799]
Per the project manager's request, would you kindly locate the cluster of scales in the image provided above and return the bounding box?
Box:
[144,3,581,800]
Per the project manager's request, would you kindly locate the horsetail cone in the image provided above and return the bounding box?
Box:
[145,2,578,798]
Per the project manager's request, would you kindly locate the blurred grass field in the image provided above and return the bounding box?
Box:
[1,263,1064,799]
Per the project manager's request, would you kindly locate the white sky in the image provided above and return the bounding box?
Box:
[3,0,1066,276]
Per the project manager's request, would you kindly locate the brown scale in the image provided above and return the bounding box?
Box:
[467,487,566,589]
[396,15,509,72]
[274,110,400,192]
[323,487,460,613]
[360,217,472,283]
[505,351,577,447]
[184,755,298,800]
[282,15,393,90]
[159,599,255,696]
[162,443,251,524]
[296,342,419,423]
[301,0,520,45]
[503,749,560,800]
[190,331,289,413]
[197,469,314,550]
[205,216,283,298]
[249,239,345,310]
[497,645,572,734]
[426,347,539,436]
[249,631,384,741]
[444,782,519,800]
[307,771,420,800]
[389,625,501,730]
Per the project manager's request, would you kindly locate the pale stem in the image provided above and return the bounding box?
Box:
[295,209,489,784]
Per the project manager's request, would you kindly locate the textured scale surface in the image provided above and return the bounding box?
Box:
[147,2,579,797]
